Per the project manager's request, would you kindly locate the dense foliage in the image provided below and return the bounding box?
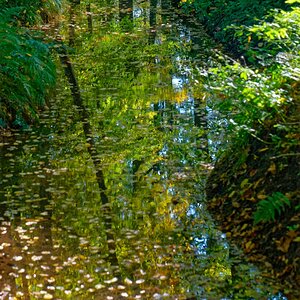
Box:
[203,0,300,172]
[0,1,61,128]
[183,0,300,185]
[179,0,299,138]
[180,0,289,52]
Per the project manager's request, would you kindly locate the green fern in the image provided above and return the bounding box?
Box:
[0,7,56,127]
[253,192,291,225]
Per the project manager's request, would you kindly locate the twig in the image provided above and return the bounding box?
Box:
[249,132,273,144]
[271,153,300,159]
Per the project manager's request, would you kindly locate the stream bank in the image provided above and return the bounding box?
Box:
[205,109,300,298]
[175,1,300,298]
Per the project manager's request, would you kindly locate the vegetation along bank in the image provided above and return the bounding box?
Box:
[179,0,300,297]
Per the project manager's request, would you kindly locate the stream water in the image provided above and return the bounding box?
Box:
[0,1,287,299]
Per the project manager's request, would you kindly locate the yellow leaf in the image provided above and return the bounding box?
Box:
[229,190,235,198]
[253,178,264,189]
[232,201,240,208]
[241,223,248,231]
[240,178,249,188]
[257,194,267,200]
[226,232,232,238]
[258,147,268,152]
[267,162,276,174]
[245,241,254,252]
[276,231,297,253]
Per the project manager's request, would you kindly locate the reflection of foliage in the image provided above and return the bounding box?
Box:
[254,192,291,224]
[76,29,176,93]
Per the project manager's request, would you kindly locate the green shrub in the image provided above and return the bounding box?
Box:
[233,1,300,68]
[0,9,56,127]
[204,1,300,146]
[180,0,288,54]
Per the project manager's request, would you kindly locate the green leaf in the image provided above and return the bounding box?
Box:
[286,0,300,4]
[240,71,248,80]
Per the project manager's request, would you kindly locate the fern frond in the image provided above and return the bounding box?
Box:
[0,17,56,126]
[253,192,291,225]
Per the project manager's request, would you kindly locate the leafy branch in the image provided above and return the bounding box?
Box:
[0,5,57,127]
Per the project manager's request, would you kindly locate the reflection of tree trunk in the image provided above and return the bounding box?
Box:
[56,43,119,267]
[119,0,133,21]
[57,44,108,205]
[194,98,209,157]
[104,212,119,266]
[161,0,171,11]
[166,101,174,129]
[132,159,143,192]
[150,0,158,26]
[227,247,242,298]
[99,0,115,24]
[171,0,181,8]
[153,101,163,129]
[68,5,76,47]
[86,3,93,33]
[149,0,158,44]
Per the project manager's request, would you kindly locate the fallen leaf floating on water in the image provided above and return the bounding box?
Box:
[124,278,133,285]
[104,277,118,284]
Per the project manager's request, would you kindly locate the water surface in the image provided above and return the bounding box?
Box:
[0,1,286,299]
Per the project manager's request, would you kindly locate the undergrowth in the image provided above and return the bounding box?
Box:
[0,1,61,128]
[202,1,300,152]
[179,0,289,54]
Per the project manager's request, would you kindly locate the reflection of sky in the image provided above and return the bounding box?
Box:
[133,8,143,18]
[206,106,229,160]
[155,23,232,278]
[171,76,184,90]
[192,236,208,255]
[179,27,191,43]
